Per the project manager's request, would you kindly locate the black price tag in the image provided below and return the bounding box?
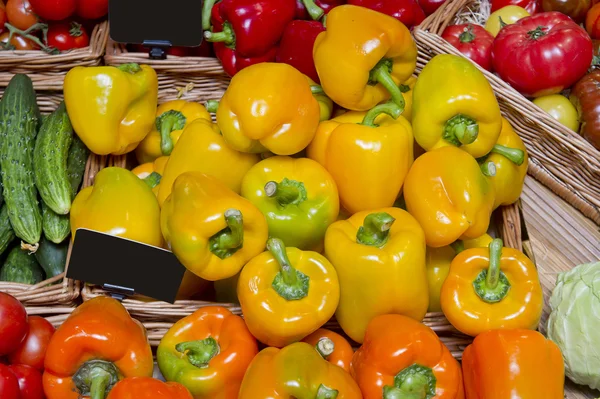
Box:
[66,229,187,304]
[108,0,204,48]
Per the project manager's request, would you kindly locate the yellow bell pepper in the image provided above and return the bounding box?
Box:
[135,100,212,164]
[399,76,416,122]
[412,54,502,158]
[64,63,158,156]
[313,5,417,112]
[481,118,529,209]
[307,103,413,214]
[157,119,259,206]
[161,171,268,281]
[324,208,427,343]
[426,234,493,312]
[238,238,340,347]
[208,63,321,155]
[70,167,162,247]
[404,146,496,248]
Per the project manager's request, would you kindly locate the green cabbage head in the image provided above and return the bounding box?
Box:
[547,261,600,390]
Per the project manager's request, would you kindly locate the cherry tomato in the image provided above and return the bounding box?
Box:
[0,31,39,49]
[586,3,600,39]
[0,2,8,35]
[0,364,19,399]
[0,293,28,356]
[47,21,89,51]
[8,316,55,371]
[8,365,43,399]
[442,24,495,71]
[5,0,37,30]
[485,5,530,36]
[533,94,580,132]
[75,0,108,20]
[29,0,75,20]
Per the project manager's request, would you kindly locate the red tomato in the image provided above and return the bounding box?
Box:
[491,0,540,13]
[586,3,600,39]
[8,365,43,399]
[5,0,37,30]
[492,11,593,97]
[8,316,55,371]
[29,0,75,20]
[418,0,447,15]
[441,24,494,71]
[0,293,28,356]
[0,364,19,399]
[0,2,8,35]
[0,31,39,49]
[75,0,108,20]
[47,21,89,51]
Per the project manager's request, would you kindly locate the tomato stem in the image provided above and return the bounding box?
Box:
[69,22,83,37]
[2,23,58,54]
[527,26,547,40]
[459,24,475,43]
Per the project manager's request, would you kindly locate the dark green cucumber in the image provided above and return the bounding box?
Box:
[41,135,89,243]
[0,74,42,246]
[34,102,73,215]
[0,246,44,284]
[34,236,67,279]
[0,205,16,256]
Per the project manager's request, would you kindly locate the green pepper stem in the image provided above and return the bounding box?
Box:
[369,58,406,112]
[311,85,325,95]
[316,384,339,399]
[491,144,525,166]
[444,114,479,145]
[176,337,220,368]
[480,161,497,177]
[459,24,475,43]
[450,240,465,255]
[143,172,161,189]
[361,102,402,127]
[486,238,503,289]
[383,386,427,399]
[209,209,244,259]
[206,100,219,113]
[386,364,435,399]
[302,0,325,20]
[90,371,110,399]
[472,238,511,304]
[117,63,142,74]
[316,338,335,358]
[268,238,309,301]
[204,22,235,45]
[156,110,187,155]
[72,360,121,399]
[264,179,307,207]
[202,0,218,30]
[356,212,395,247]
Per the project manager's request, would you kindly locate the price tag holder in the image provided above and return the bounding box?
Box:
[66,229,187,303]
[108,0,204,58]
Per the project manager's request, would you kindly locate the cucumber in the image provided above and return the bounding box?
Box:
[0,74,42,246]
[0,246,44,284]
[34,102,73,215]
[34,236,67,279]
[41,135,89,243]
[0,205,16,256]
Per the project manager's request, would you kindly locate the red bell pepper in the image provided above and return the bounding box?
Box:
[294,0,345,20]
[441,24,494,71]
[418,0,446,15]
[276,20,325,82]
[347,0,426,28]
[492,11,593,97]
[492,0,541,13]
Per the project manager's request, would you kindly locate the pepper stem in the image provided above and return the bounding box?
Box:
[72,360,121,399]
[206,100,219,113]
[202,0,218,30]
[356,212,395,247]
[361,102,402,127]
[143,172,161,189]
[176,337,220,368]
[204,22,235,46]
[209,209,244,259]
[268,237,309,301]
[459,24,475,43]
[156,110,187,155]
[117,63,142,74]
[368,58,406,111]
[450,240,465,255]
[491,144,525,166]
[444,114,479,146]
[265,178,307,207]
[316,384,339,399]
[472,238,511,303]
[302,0,325,20]
[383,386,427,399]
[384,364,436,399]
[311,85,325,95]
[480,161,497,177]
[315,338,335,358]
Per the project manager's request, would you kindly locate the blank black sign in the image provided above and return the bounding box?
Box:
[109,0,204,47]
[67,229,187,303]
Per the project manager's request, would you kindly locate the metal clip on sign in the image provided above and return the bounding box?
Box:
[143,40,171,60]
[102,283,136,302]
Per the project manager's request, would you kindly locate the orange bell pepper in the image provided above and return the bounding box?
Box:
[440,238,544,337]
[238,342,362,399]
[352,314,464,399]
[106,377,193,399]
[157,307,258,399]
[462,329,565,399]
[301,328,354,373]
[42,297,154,399]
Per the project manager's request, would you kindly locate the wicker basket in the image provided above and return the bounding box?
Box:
[413,0,600,226]
[0,21,109,91]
